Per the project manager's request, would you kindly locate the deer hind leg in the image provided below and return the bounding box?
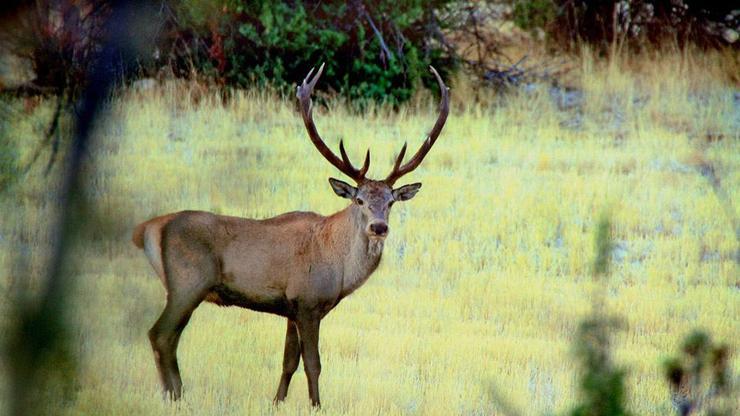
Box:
[274,319,301,403]
[296,315,322,407]
[148,243,217,400]
[148,291,204,400]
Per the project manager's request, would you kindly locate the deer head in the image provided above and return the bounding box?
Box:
[297,63,449,239]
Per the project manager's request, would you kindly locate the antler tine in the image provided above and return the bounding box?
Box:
[338,140,352,167]
[338,140,370,178]
[297,64,367,182]
[389,142,407,175]
[302,66,316,87]
[385,66,449,185]
[359,149,370,177]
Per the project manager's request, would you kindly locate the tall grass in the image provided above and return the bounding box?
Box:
[1,51,737,415]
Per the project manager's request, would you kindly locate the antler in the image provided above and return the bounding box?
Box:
[297,63,370,183]
[385,66,449,185]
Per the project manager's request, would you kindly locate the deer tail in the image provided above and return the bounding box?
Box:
[133,213,179,286]
[132,221,147,248]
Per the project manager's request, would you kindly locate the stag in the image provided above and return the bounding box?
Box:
[132,64,449,406]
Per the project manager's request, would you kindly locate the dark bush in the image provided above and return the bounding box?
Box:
[512,0,556,34]
[663,330,734,416]
[0,1,111,97]
[509,1,739,53]
[166,0,457,104]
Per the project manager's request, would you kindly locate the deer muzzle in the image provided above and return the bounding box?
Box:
[367,221,389,238]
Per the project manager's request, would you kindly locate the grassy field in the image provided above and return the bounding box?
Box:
[1,52,738,415]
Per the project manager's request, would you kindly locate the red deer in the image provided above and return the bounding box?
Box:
[132,64,449,407]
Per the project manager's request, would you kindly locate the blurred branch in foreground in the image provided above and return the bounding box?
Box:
[566,213,631,416]
[663,330,735,416]
[3,1,147,415]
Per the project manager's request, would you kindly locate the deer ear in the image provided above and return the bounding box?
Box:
[328,178,357,199]
[392,182,422,201]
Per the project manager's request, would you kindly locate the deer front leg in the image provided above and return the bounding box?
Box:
[296,316,322,407]
[274,319,301,403]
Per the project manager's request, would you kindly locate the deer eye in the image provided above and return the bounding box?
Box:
[356,198,364,206]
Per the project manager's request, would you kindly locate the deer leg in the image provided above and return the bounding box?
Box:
[296,316,322,407]
[148,289,205,400]
[274,319,301,403]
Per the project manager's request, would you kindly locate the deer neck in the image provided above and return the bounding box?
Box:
[321,205,384,297]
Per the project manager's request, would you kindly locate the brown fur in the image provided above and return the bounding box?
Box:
[133,181,405,406]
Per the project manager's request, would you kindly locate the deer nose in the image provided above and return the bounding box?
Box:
[368,222,388,237]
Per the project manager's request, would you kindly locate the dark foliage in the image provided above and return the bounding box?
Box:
[569,317,630,416]
[162,0,456,104]
[0,0,164,172]
[566,213,631,416]
[662,330,734,416]
[511,1,739,53]
[0,1,111,97]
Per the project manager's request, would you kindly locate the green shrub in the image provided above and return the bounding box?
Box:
[569,317,631,416]
[511,0,556,33]
[171,0,455,104]
[663,330,734,416]
[566,213,632,416]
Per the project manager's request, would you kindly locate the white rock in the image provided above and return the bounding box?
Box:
[722,28,738,43]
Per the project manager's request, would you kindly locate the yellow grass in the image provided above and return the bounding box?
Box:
[1,52,738,415]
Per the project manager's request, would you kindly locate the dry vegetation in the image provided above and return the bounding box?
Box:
[0,50,738,415]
